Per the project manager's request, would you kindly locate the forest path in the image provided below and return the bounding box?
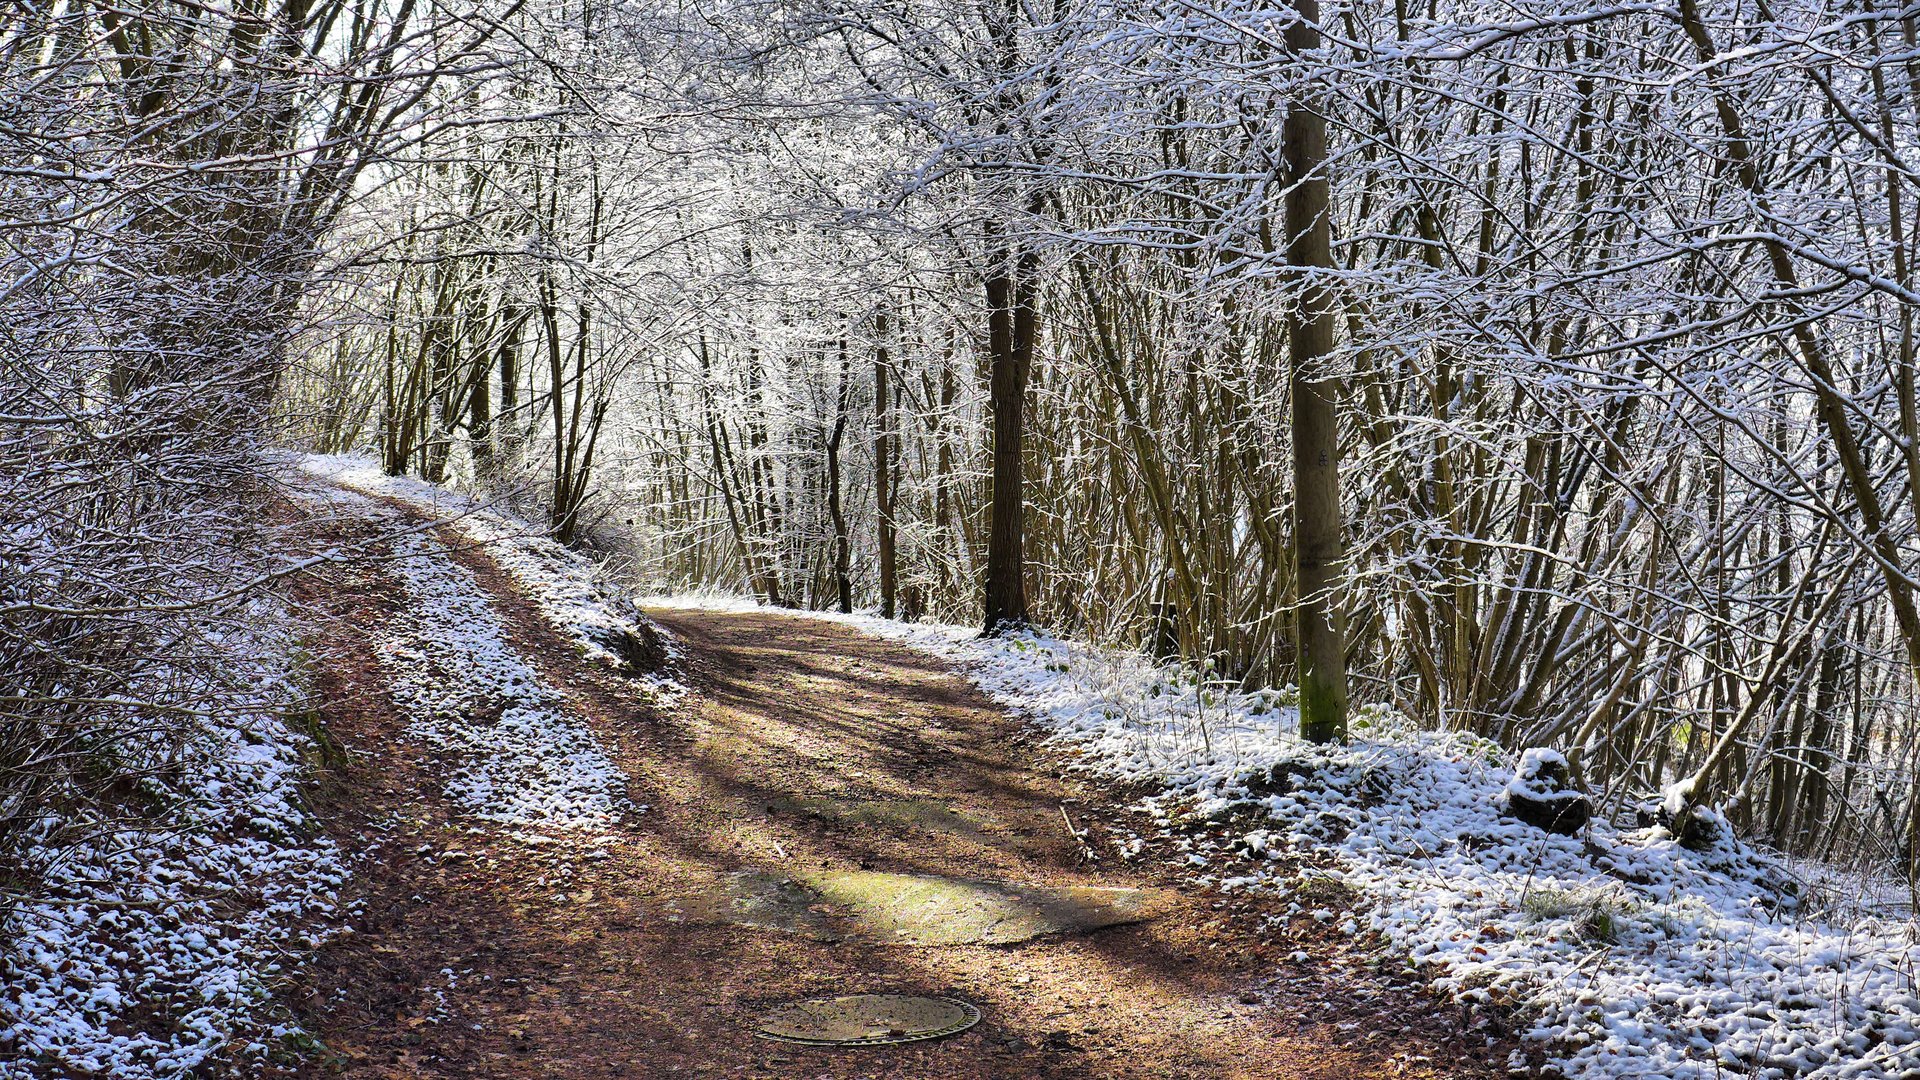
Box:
[277,498,1511,1079]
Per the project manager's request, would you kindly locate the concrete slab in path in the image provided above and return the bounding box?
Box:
[679,869,1179,945]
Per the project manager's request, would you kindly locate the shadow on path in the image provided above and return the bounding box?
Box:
[275,534,1522,1080]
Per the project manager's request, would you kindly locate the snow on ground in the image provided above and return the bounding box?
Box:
[650,593,1920,1080]
[295,454,680,691]
[378,531,627,831]
[290,470,632,832]
[1,460,654,1079]
[0,604,346,1079]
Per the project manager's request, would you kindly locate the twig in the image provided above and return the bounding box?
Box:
[1061,804,1097,864]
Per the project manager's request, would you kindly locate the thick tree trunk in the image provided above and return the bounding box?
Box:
[1283,0,1350,743]
[982,233,1035,633]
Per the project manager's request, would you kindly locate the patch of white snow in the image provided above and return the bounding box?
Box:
[294,454,680,694]
[0,606,345,1079]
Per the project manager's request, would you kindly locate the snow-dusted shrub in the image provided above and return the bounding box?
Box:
[0,217,343,1079]
[0,597,345,1078]
[1501,748,1592,835]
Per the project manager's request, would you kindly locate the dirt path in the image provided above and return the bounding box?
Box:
[279,518,1519,1079]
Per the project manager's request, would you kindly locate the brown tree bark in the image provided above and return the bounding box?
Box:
[874,310,898,619]
[983,230,1036,633]
[827,340,855,615]
[1283,0,1350,743]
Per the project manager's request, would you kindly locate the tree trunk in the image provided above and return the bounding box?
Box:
[874,310,898,619]
[1283,0,1350,743]
[982,230,1035,633]
[827,340,854,614]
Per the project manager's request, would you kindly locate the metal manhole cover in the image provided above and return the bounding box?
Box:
[752,993,981,1046]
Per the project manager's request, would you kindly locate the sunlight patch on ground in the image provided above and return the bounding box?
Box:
[675,869,1175,945]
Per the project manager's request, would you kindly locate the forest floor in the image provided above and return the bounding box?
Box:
[272,490,1521,1079]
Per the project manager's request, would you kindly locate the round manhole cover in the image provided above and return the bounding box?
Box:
[752,993,981,1046]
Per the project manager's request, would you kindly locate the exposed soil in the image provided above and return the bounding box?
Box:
[275,509,1526,1079]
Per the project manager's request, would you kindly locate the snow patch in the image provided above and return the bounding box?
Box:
[295,454,680,694]
[289,467,632,834]
[0,606,344,1079]
[378,532,627,831]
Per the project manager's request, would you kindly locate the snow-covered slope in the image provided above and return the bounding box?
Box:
[377,527,629,831]
[651,595,1920,1080]
[296,454,679,691]
[0,604,345,1079]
